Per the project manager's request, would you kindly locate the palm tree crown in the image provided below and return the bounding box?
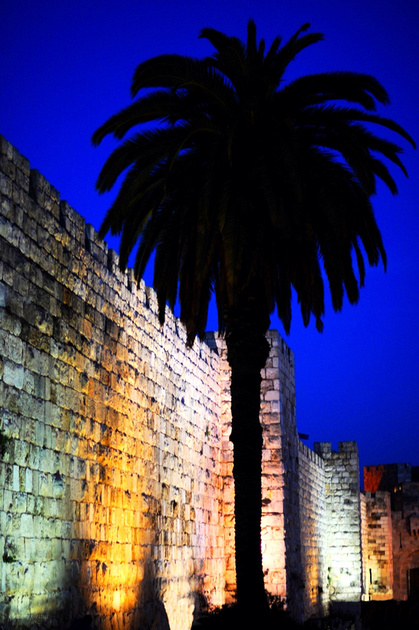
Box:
[93,20,414,344]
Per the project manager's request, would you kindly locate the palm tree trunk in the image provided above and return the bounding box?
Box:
[226,294,270,612]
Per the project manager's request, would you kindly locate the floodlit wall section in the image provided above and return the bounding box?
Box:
[360,492,368,600]
[315,442,363,603]
[260,333,297,603]
[298,442,327,618]
[362,492,393,600]
[210,332,335,624]
[0,136,371,628]
[0,136,225,630]
[206,331,300,609]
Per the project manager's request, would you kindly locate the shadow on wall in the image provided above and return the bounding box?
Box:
[70,553,171,630]
[129,556,171,630]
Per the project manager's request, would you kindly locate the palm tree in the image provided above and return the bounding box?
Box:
[92,20,415,612]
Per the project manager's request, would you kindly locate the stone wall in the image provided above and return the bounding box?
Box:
[362,464,419,601]
[0,136,373,629]
[260,334,298,607]
[360,492,368,599]
[209,328,362,624]
[0,136,225,629]
[362,492,393,600]
[392,482,419,600]
[298,442,327,619]
[315,442,363,603]
[206,329,302,613]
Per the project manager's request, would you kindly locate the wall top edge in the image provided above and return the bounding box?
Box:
[314,441,359,458]
[0,134,290,356]
[298,439,325,468]
[363,490,391,499]
[0,135,214,356]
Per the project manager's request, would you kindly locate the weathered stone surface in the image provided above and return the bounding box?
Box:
[362,491,394,600]
[0,137,225,630]
[1,136,379,629]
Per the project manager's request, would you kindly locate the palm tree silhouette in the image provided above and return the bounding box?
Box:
[92,20,415,611]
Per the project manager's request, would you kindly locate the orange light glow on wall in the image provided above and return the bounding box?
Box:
[112,590,121,611]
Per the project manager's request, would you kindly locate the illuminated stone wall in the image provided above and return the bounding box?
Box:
[208,333,364,622]
[362,491,393,600]
[362,464,419,601]
[206,330,300,609]
[208,331,328,624]
[267,337,300,612]
[314,442,363,603]
[0,136,225,629]
[298,443,327,619]
[360,492,368,599]
[0,136,378,629]
[260,337,306,623]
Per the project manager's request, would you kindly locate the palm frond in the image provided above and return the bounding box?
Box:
[92,89,218,144]
[279,71,390,110]
[298,104,415,147]
[94,129,169,193]
[246,19,258,66]
[199,26,245,61]
[271,25,324,83]
[263,35,282,69]
[131,54,205,95]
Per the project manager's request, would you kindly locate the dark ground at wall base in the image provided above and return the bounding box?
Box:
[1,600,418,629]
[360,599,419,630]
[302,600,419,630]
[191,599,419,630]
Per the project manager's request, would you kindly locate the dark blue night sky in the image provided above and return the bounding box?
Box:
[2,0,418,479]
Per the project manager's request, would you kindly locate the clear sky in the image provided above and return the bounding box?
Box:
[1,0,418,481]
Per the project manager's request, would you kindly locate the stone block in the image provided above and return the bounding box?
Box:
[20,513,34,537]
[3,360,24,390]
